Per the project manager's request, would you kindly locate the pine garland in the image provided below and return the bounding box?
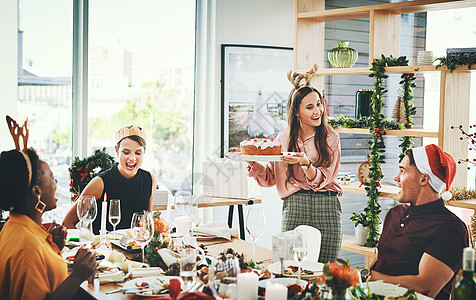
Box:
[362,55,409,247]
[435,53,476,73]
[328,115,402,130]
[398,73,417,162]
[69,148,115,201]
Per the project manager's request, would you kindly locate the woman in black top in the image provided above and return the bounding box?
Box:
[63,125,155,234]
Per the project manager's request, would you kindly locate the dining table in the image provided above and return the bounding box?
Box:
[77,237,272,299]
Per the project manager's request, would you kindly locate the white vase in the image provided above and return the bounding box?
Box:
[355,224,368,246]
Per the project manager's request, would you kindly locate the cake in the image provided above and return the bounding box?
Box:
[240,138,281,155]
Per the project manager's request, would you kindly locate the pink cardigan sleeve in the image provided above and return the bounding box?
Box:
[306,131,341,191]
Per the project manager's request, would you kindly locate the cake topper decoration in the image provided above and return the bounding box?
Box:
[6,115,32,187]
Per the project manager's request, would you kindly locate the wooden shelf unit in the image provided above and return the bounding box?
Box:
[335,127,438,138]
[295,0,474,188]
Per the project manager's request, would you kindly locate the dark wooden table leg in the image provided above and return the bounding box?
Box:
[228,205,234,229]
[238,204,245,239]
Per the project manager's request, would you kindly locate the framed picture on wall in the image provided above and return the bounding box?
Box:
[221,44,293,157]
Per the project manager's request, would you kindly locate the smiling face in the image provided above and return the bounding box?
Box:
[37,160,58,211]
[115,137,145,178]
[296,91,324,130]
[394,155,425,205]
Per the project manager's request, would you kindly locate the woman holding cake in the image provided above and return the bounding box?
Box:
[244,64,342,263]
[0,117,96,300]
[63,125,156,234]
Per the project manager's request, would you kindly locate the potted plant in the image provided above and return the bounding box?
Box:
[350,212,372,246]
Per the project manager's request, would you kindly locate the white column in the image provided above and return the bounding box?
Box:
[0,0,18,150]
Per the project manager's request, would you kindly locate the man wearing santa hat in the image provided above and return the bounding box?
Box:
[369,144,469,300]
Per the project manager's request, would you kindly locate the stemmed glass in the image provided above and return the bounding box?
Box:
[245,207,266,262]
[108,199,121,239]
[188,199,200,236]
[130,212,154,263]
[174,190,192,216]
[293,228,308,281]
[76,195,97,246]
[208,255,241,299]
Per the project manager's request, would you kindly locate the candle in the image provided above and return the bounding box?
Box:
[100,193,107,239]
[237,272,258,300]
[175,216,189,235]
[265,283,287,300]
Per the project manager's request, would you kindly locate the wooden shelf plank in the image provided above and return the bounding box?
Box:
[298,0,476,22]
[335,127,439,138]
[300,65,476,76]
[342,181,400,199]
[445,199,476,210]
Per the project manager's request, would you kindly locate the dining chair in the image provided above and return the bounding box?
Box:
[295,225,321,262]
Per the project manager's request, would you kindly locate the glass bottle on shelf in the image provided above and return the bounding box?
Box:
[454,247,476,300]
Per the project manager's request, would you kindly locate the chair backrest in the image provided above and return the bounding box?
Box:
[295,225,321,262]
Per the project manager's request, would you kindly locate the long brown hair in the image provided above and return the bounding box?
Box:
[285,86,333,184]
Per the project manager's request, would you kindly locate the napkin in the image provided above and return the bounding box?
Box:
[157,248,181,267]
[97,270,124,284]
[121,260,149,273]
[156,279,214,300]
[193,221,236,240]
[131,267,163,278]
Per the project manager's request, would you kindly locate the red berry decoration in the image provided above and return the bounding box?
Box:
[247,138,251,141]
[271,138,274,142]
[375,133,380,137]
[374,128,379,132]
[263,139,267,142]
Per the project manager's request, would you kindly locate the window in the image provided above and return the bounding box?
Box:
[17,0,73,220]
[87,0,196,193]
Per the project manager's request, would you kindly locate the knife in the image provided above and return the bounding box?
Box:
[105,283,156,294]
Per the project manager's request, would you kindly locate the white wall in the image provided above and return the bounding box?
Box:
[0,0,18,150]
[194,0,294,249]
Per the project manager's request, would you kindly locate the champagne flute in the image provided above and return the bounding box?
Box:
[108,199,121,239]
[130,212,154,263]
[293,228,308,281]
[174,190,192,216]
[76,195,97,246]
[245,207,266,262]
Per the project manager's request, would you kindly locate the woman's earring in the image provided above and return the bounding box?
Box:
[35,196,46,213]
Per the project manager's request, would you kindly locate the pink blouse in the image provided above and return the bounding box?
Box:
[248,127,342,200]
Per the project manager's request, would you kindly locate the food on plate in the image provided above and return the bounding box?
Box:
[240,138,281,155]
[350,284,419,300]
[283,265,314,276]
[135,281,149,288]
[128,240,140,248]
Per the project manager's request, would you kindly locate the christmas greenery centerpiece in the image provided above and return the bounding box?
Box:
[322,259,360,300]
[144,211,170,268]
[69,148,114,201]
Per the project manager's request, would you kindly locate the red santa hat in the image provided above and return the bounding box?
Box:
[412,144,456,200]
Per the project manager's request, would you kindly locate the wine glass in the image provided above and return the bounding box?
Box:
[76,195,97,246]
[174,190,192,216]
[108,199,121,239]
[208,255,240,299]
[179,247,203,292]
[188,199,200,236]
[293,228,308,281]
[245,207,266,262]
[130,212,154,263]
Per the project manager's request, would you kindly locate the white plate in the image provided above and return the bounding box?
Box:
[267,260,323,279]
[258,278,307,289]
[349,281,433,300]
[111,239,141,251]
[226,152,297,162]
[122,276,183,297]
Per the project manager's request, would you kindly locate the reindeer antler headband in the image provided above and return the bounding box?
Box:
[6,116,32,187]
[287,63,318,90]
